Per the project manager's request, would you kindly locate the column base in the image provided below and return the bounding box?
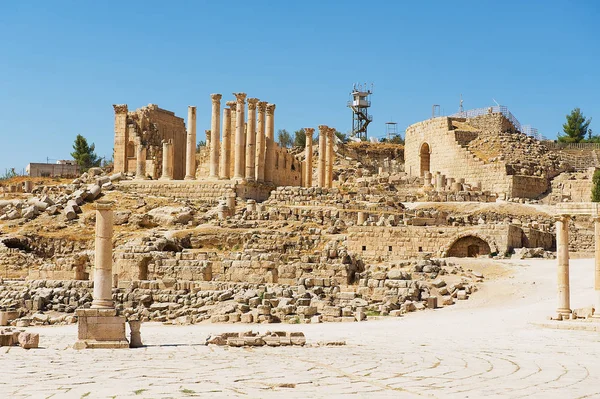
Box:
[91,299,114,309]
[184,176,196,181]
[74,308,128,349]
[556,308,572,318]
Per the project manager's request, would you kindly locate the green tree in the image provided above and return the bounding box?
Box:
[293,128,318,148]
[335,130,348,144]
[71,134,101,171]
[558,108,592,143]
[277,129,293,148]
[592,169,600,202]
[381,135,405,145]
[196,140,206,152]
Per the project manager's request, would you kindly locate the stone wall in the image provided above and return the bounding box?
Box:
[113,104,187,179]
[347,224,548,259]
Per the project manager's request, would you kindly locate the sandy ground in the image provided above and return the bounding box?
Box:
[1,258,600,399]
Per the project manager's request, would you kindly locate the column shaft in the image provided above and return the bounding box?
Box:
[210,94,222,178]
[317,125,327,188]
[326,128,335,188]
[185,106,197,179]
[264,104,276,183]
[233,93,247,179]
[255,102,267,182]
[135,138,146,180]
[595,217,600,314]
[227,102,237,178]
[220,108,231,179]
[556,215,571,315]
[92,203,114,309]
[304,128,314,187]
[160,140,173,180]
[245,98,259,181]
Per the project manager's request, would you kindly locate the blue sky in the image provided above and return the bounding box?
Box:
[0,1,598,174]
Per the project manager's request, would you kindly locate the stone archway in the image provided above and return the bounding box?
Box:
[420,142,430,176]
[447,235,492,258]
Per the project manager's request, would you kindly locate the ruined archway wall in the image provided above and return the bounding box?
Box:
[404,117,512,195]
[346,224,521,260]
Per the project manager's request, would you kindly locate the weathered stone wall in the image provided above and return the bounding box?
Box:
[510,175,549,199]
[347,224,542,259]
[113,104,187,179]
[404,117,512,194]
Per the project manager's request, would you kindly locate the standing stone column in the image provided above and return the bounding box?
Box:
[220,107,232,179]
[326,127,335,188]
[264,104,276,183]
[210,94,222,179]
[555,215,571,316]
[245,98,259,181]
[255,101,267,182]
[135,137,146,180]
[304,128,314,187]
[317,125,327,188]
[226,101,237,178]
[233,93,247,180]
[160,140,173,180]
[185,106,197,180]
[595,216,600,316]
[92,202,115,309]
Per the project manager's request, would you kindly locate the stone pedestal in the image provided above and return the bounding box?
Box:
[233,93,247,180]
[556,215,571,316]
[210,94,222,179]
[74,309,129,349]
[255,102,267,182]
[304,128,314,187]
[318,125,327,188]
[245,98,259,181]
[264,104,276,183]
[220,107,232,180]
[128,320,143,348]
[185,106,197,180]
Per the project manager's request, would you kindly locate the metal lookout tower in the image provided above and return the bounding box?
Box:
[347,83,373,140]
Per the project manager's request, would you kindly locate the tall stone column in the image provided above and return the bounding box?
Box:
[92,202,115,309]
[317,125,327,188]
[209,94,222,179]
[326,127,335,188]
[185,106,197,180]
[595,216,600,316]
[160,140,173,180]
[264,104,276,184]
[555,215,571,316]
[233,93,247,180]
[255,101,267,182]
[220,107,232,179]
[226,101,237,178]
[245,98,259,181]
[304,128,314,187]
[135,137,146,180]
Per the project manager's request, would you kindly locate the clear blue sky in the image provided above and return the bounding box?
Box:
[1,1,598,174]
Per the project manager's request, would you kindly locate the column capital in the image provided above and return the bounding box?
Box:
[247,98,260,110]
[233,92,247,103]
[257,101,268,112]
[211,93,222,103]
[188,105,197,112]
[592,215,600,222]
[555,214,571,222]
[266,103,276,115]
[226,100,237,110]
[113,104,128,114]
[305,127,315,136]
[327,127,336,138]
[95,201,115,211]
[318,125,328,133]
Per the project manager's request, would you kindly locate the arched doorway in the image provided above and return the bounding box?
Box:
[447,236,491,257]
[420,143,430,176]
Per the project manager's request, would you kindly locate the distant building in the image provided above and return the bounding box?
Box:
[26,161,80,177]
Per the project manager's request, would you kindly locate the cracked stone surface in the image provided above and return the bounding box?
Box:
[1,259,599,398]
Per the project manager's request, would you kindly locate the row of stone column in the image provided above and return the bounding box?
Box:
[555,215,600,318]
[208,93,276,183]
[423,171,482,192]
[303,125,335,188]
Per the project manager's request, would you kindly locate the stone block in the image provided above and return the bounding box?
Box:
[17,332,39,349]
[426,296,438,309]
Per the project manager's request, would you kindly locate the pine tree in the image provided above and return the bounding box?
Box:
[592,169,600,202]
[558,108,592,143]
[71,134,101,171]
[277,129,293,148]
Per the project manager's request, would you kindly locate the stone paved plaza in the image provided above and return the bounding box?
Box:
[1,258,599,398]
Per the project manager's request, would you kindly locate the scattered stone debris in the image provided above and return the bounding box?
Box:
[205,331,306,347]
[0,328,39,349]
